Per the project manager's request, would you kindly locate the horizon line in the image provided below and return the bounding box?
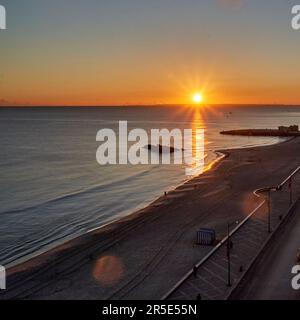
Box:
[1,103,300,108]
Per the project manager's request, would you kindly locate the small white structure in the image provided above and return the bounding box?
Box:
[0,5,6,30]
[0,265,6,290]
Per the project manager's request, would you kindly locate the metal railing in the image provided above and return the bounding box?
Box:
[278,166,300,189]
[161,165,300,300]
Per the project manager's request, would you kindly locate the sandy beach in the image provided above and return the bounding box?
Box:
[1,137,300,300]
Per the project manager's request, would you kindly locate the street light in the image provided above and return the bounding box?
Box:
[227,221,239,287]
[267,190,271,233]
[267,187,277,233]
[289,178,293,206]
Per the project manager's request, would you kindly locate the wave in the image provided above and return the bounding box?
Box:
[0,167,155,218]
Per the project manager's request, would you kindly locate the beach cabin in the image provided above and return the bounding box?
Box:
[197,228,216,245]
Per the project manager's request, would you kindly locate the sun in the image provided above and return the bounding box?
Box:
[193,93,203,104]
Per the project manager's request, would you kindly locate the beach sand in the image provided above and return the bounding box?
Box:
[1,137,300,300]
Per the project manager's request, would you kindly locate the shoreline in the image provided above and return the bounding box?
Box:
[3,137,283,270]
[2,149,226,270]
[2,136,299,300]
[3,137,288,270]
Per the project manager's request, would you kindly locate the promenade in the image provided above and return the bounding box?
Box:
[166,166,300,300]
[232,201,300,300]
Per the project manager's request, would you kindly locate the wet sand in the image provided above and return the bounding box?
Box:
[1,137,300,300]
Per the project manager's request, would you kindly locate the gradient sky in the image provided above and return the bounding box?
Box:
[0,0,300,106]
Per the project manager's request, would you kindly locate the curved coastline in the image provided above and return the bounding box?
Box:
[3,136,289,271]
[2,136,300,300]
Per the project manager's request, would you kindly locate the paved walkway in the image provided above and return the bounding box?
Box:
[232,202,300,300]
[166,174,300,300]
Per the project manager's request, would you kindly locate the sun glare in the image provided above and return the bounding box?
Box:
[193,93,203,104]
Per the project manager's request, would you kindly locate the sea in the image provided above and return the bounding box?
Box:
[0,105,298,267]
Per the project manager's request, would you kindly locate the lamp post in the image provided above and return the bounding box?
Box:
[267,187,277,233]
[267,190,271,233]
[227,223,231,287]
[227,221,238,287]
[289,178,293,206]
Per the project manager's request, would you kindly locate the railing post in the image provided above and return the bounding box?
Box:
[227,223,231,287]
[268,190,271,233]
[289,177,293,206]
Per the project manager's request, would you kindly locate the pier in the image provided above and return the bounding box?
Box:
[220,125,300,137]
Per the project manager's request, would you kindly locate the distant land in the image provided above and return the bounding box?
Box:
[221,125,300,137]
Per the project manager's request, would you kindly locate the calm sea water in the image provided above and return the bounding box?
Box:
[0,105,298,266]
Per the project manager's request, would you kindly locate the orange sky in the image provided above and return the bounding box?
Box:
[1,1,300,106]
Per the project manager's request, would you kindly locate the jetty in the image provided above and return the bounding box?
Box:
[220,125,300,137]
